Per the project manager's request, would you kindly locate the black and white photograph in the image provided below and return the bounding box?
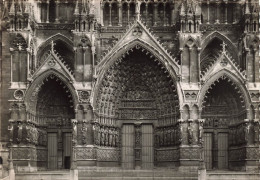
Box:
[0,0,260,179]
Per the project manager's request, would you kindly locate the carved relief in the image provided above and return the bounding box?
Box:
[184,91,198,101]
[97,148,120,161]
[156,149,179,162]
[155,125,180,147]
[78,91,90,103]
[76,147,96,160]
[14,90,24,100]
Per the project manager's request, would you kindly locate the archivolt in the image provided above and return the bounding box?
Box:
[198,70,251,111]
[92,41,182,110]
[25,69,78,114]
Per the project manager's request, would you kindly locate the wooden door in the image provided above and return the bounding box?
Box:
[218,133,228,169]
[203,133,213,170]
[122,125,135,169]
[141,124,154,169]
[63,133,72,169]
[48,133,58,169]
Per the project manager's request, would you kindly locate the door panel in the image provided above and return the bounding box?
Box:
[218,133,228,169]
[203,133,213,170]
[63,133,72,169]
[122,125,135,169]
[141,125,153,169]
[48,133,58,169]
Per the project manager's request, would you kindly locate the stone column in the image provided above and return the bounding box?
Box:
[224,1,228,24]
[91,46,96,78]
[46,0,50,23]
[10,48,14,83]
[163,3,166,26]
[145,3,148,23]
[82,46,86,81]
[118,2,122,26]
[232,2,236,24]
[108,3,112,26]
[188,47,192,83]
[215,1,220,24]
[153,3,158,26]
[127,3,130,24]
[253,49,259,82]
[26,48,31,78]
[170,3,174,26]
[100,2,104,26]
[207,0,210,24]
[55,0,60,23]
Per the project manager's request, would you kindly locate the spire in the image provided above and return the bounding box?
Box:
[2,0,9,19]
[187,3,193,16]
[74,0,79,15]
[17,0,23,14]
[180,3,186,16]
[82,0,88,14]
[9,0,15,14]
[245,1,250,14]
[195,2,201,16]
[24,0,30,14]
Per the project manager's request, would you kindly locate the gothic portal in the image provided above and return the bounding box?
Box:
[0,0,260,179]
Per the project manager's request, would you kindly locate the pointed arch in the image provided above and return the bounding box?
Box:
[24,69,78,114]
[198,69,251,110]
[92,39,183,109]
[97,39,179,81]
[36,33,74,59]
[201,31,238,59]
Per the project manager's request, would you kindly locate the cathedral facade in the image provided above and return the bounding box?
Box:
[0,0,260,179]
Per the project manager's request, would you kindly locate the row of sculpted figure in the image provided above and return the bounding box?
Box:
[93,124,120,147]
[228,121,259,146]
[154,126,181,147]
[9,122,47,146]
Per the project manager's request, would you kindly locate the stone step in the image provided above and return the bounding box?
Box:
[79,178,197,180]
[15,171,70,180]
[206,172,260,180]
[78,169,198,180]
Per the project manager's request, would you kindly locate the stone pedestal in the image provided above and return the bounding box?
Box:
[178,145,200,173]
[70,169,78,180]
[11,145,37,172]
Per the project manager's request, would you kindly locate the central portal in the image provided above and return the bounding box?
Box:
[122,124,153,169]
[96,45,180,168]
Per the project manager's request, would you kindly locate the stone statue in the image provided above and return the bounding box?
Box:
[254,120,259,143]
[100,127,105,146]
[187,123,193,144]
[115,128,119,147]
[43,129,47,146]
[112,128,116,147]
[108,128,113,146]
[17,122,23,143]
[8,121,14,142]
[72,120,78,145]
[198,120,204,145]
